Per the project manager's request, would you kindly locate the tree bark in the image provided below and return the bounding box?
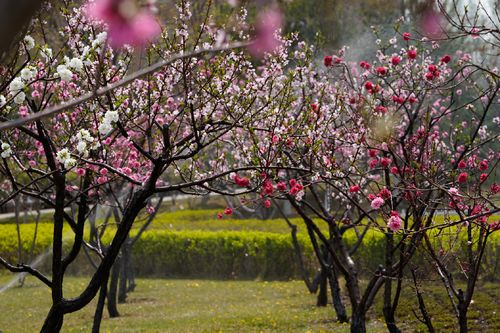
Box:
[350,309,367,333]
[317,269,328,306]
[92,279,108,333]
[107,257,121,318]
[328,263,348,323]
[40,305,64,333]
[118,245,129,303]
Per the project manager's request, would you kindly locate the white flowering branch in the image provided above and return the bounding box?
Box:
[0,41,250,131]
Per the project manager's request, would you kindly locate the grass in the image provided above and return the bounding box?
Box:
[0,274,498,332]
[0,275,370,333]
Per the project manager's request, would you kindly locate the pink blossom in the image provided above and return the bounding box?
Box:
[388,214,402,232]
[146,205,155,214]
[248,8,283,57]
[371,197,385,209]
[87,0,161,48]
[224,207,233,215]
[97,176,108,184]
[264,199,271,209]
[470,27,480,39]
[76,168,86,176]
[448,187,459,196]
[419,8,443,39]
[402,32,411,41]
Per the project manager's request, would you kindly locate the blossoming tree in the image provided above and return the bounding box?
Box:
[0,1,295,331]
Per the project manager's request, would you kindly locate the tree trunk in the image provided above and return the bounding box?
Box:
[107,257,121,318]
[350,309,367,333]
[40,305,64,333]
[458,303,468,333]
[317,269,328,306]
[92,279,108,333]
[127,251,136,292]
[383,232,401,333]
[328,264,348,323]
[118,246,129,303]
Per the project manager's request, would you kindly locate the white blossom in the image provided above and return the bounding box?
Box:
[76,129,94,142]
[13,92,26,104]
[41,47,52,62]
[76,141,88,156]
[0,95,6,107]
[0,142,12,158]
[104,110,119,123]
[98,122,113,135]
[93,32,108,47]
[9,77,24,93]
[23,35,35,50]
[57,65,73,82]
[68,58,84,72]
[20,67,36,81]
[56,148,76,168]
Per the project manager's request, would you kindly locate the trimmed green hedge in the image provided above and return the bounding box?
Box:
[0,221,498,280]
[130,230,315,279]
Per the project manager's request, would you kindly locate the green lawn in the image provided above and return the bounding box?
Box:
[0,274,498,332]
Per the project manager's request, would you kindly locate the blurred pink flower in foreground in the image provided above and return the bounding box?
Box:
[419,8,444,39]
[87,0,160,48]
[248,8,283,58]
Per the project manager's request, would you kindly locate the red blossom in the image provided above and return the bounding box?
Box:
[368,149,378,158]
[457,172,468,183]
[359,61,371,69]
[479,160,488,171]
[276,181,287,192]
[440,55,451,63]
[233,174,250,187]
[324,55,333,67]
[380,157,392,168]
[379,187,391,199]
[407,49,417,59]
[349,185,361,193]
[364,81,374,91]
[376,66,387,76]
[391,56,401,66]
[403,32,411,41]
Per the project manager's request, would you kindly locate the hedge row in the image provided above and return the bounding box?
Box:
[0,223,498,280]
